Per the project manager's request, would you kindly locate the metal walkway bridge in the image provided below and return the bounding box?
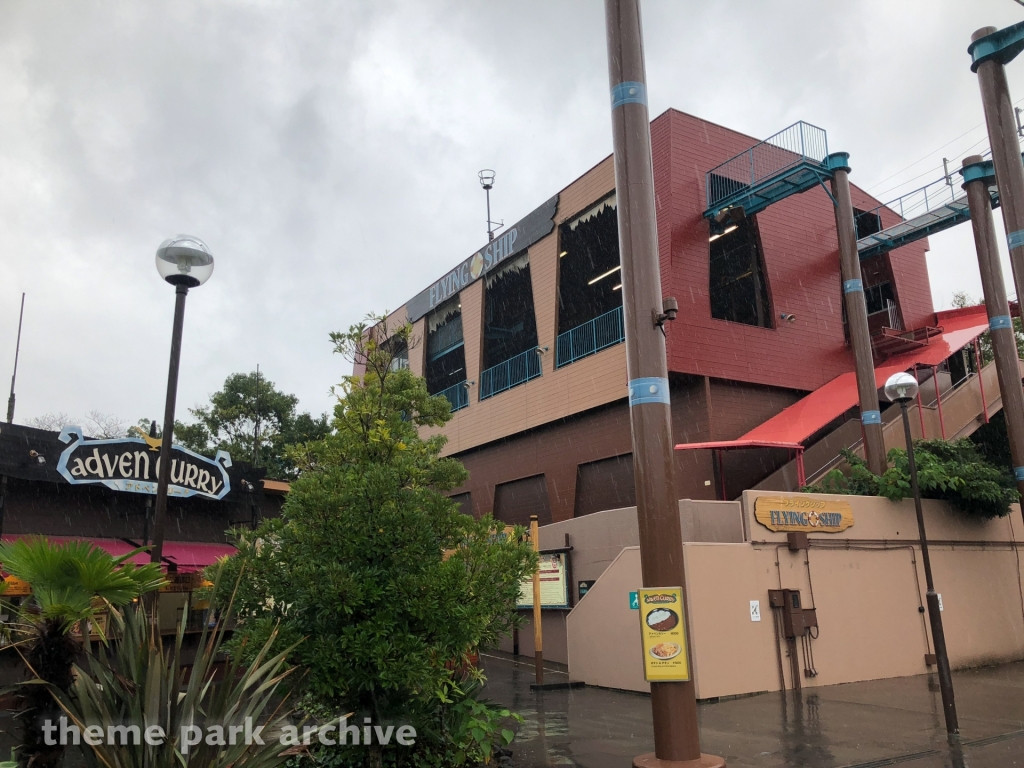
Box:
[704,122,1012,260]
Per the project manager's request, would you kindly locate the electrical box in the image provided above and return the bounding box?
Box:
[802,607,818,630]
[769,588,806,638]
[787,532,809,551]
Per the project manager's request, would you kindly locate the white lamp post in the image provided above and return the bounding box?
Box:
[884,371,959,735]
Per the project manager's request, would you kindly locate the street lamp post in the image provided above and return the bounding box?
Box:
[884,372,959,737]
[478,170,497,242]
[150,236,214,567]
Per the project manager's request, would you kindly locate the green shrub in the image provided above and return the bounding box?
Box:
[807,439,1019,519]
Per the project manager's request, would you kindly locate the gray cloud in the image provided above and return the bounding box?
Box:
[1,0,1022,426]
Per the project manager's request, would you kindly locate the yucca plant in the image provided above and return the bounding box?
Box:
[0,538,166,768]
[49,594,299,768]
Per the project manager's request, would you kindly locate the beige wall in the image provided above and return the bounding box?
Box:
[566,493,1024,698]
[499,500,745,665]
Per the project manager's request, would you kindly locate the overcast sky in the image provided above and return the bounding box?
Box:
[2,0,1024,428]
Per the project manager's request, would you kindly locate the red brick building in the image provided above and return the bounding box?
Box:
[375,108,960,526]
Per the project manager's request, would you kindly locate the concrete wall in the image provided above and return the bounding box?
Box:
[566,491,1024,698]
[499,500,744,664]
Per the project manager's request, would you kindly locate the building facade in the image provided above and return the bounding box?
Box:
[376,108,936,526]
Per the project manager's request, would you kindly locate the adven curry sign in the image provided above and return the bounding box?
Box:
[754,495,854,533]
[56,426,232,500]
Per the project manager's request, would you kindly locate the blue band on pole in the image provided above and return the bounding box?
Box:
[843,279,863,294]
[861,410,882,425]
[1015,467,1024,482]
[611,81,647,109]
[1009,230,1024,250]
[628,377,670,407]
[990,315,1013,330]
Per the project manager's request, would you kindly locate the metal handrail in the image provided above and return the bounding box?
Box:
[556,305,625,368]
[479,348,542,400]
[858,148,996,228]
[433,381,469,412]
[705,121,829,211]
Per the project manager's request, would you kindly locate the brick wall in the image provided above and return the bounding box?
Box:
[396,108,935,458]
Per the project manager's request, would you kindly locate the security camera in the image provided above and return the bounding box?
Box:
[662,297,679,322]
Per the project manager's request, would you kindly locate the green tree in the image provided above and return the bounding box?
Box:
[0,539,164,768]
[951,291,1024,362]
[210,314,536,767]
[173,371,330,479]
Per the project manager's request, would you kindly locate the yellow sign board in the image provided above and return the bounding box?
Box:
[1,576,31,597]
[638,587,690,682]
[160,572,204,593]
[754,495,854,533]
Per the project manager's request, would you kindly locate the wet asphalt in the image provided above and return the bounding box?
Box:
[481,653,1024,768]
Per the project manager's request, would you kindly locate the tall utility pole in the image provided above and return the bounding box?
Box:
[7,292,25,424]
[971,22,1024,496]
[254,364,261,468]
[829,155,886,476]
[604,3,723,767]
[962,155,1024,506]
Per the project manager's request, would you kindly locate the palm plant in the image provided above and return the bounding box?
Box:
[0,538,165,768]
[49,598,298,768]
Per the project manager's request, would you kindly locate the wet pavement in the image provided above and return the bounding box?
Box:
[481,653,1024,767]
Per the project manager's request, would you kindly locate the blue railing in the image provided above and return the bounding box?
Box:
[556,305,625,368]
[705,121,829,214]
[479,348,542,400]
[434,381,469,412]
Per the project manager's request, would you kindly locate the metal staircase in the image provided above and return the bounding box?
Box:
[752,358,1020,493]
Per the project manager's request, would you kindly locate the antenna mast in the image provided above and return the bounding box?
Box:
[7,293,25,424]
[478,170,501,242]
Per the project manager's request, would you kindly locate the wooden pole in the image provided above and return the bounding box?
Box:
[530,514,543,686]
[604,2,723,766]
[962,155,1024,508]
[830,156,887,476]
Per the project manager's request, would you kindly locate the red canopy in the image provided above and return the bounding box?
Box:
[738,305,990,446]
[1,535,235,573]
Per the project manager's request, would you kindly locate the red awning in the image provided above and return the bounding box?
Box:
[1,535,235,573]
[731,305,990,446]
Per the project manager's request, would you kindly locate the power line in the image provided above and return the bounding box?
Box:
[866,94,1024,196]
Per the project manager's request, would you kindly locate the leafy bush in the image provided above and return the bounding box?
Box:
[49,598,297,768]
[211,315,536,767]
[808,439,1019,519]
[0,539,165,768]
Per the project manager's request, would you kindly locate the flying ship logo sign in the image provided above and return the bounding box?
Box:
[470,252,484,280]
[56,426,232,500]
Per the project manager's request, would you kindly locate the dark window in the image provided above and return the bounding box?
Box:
[574,454,636,517]
[482,253,539,371]
[854,207,882,239]
[864,282,896,315]
[557,194,622,335]
[494,474,551,527]
[449,492,472,516]
[383,336,409,371]
[425,297,466,395]
[709,216,773,328]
